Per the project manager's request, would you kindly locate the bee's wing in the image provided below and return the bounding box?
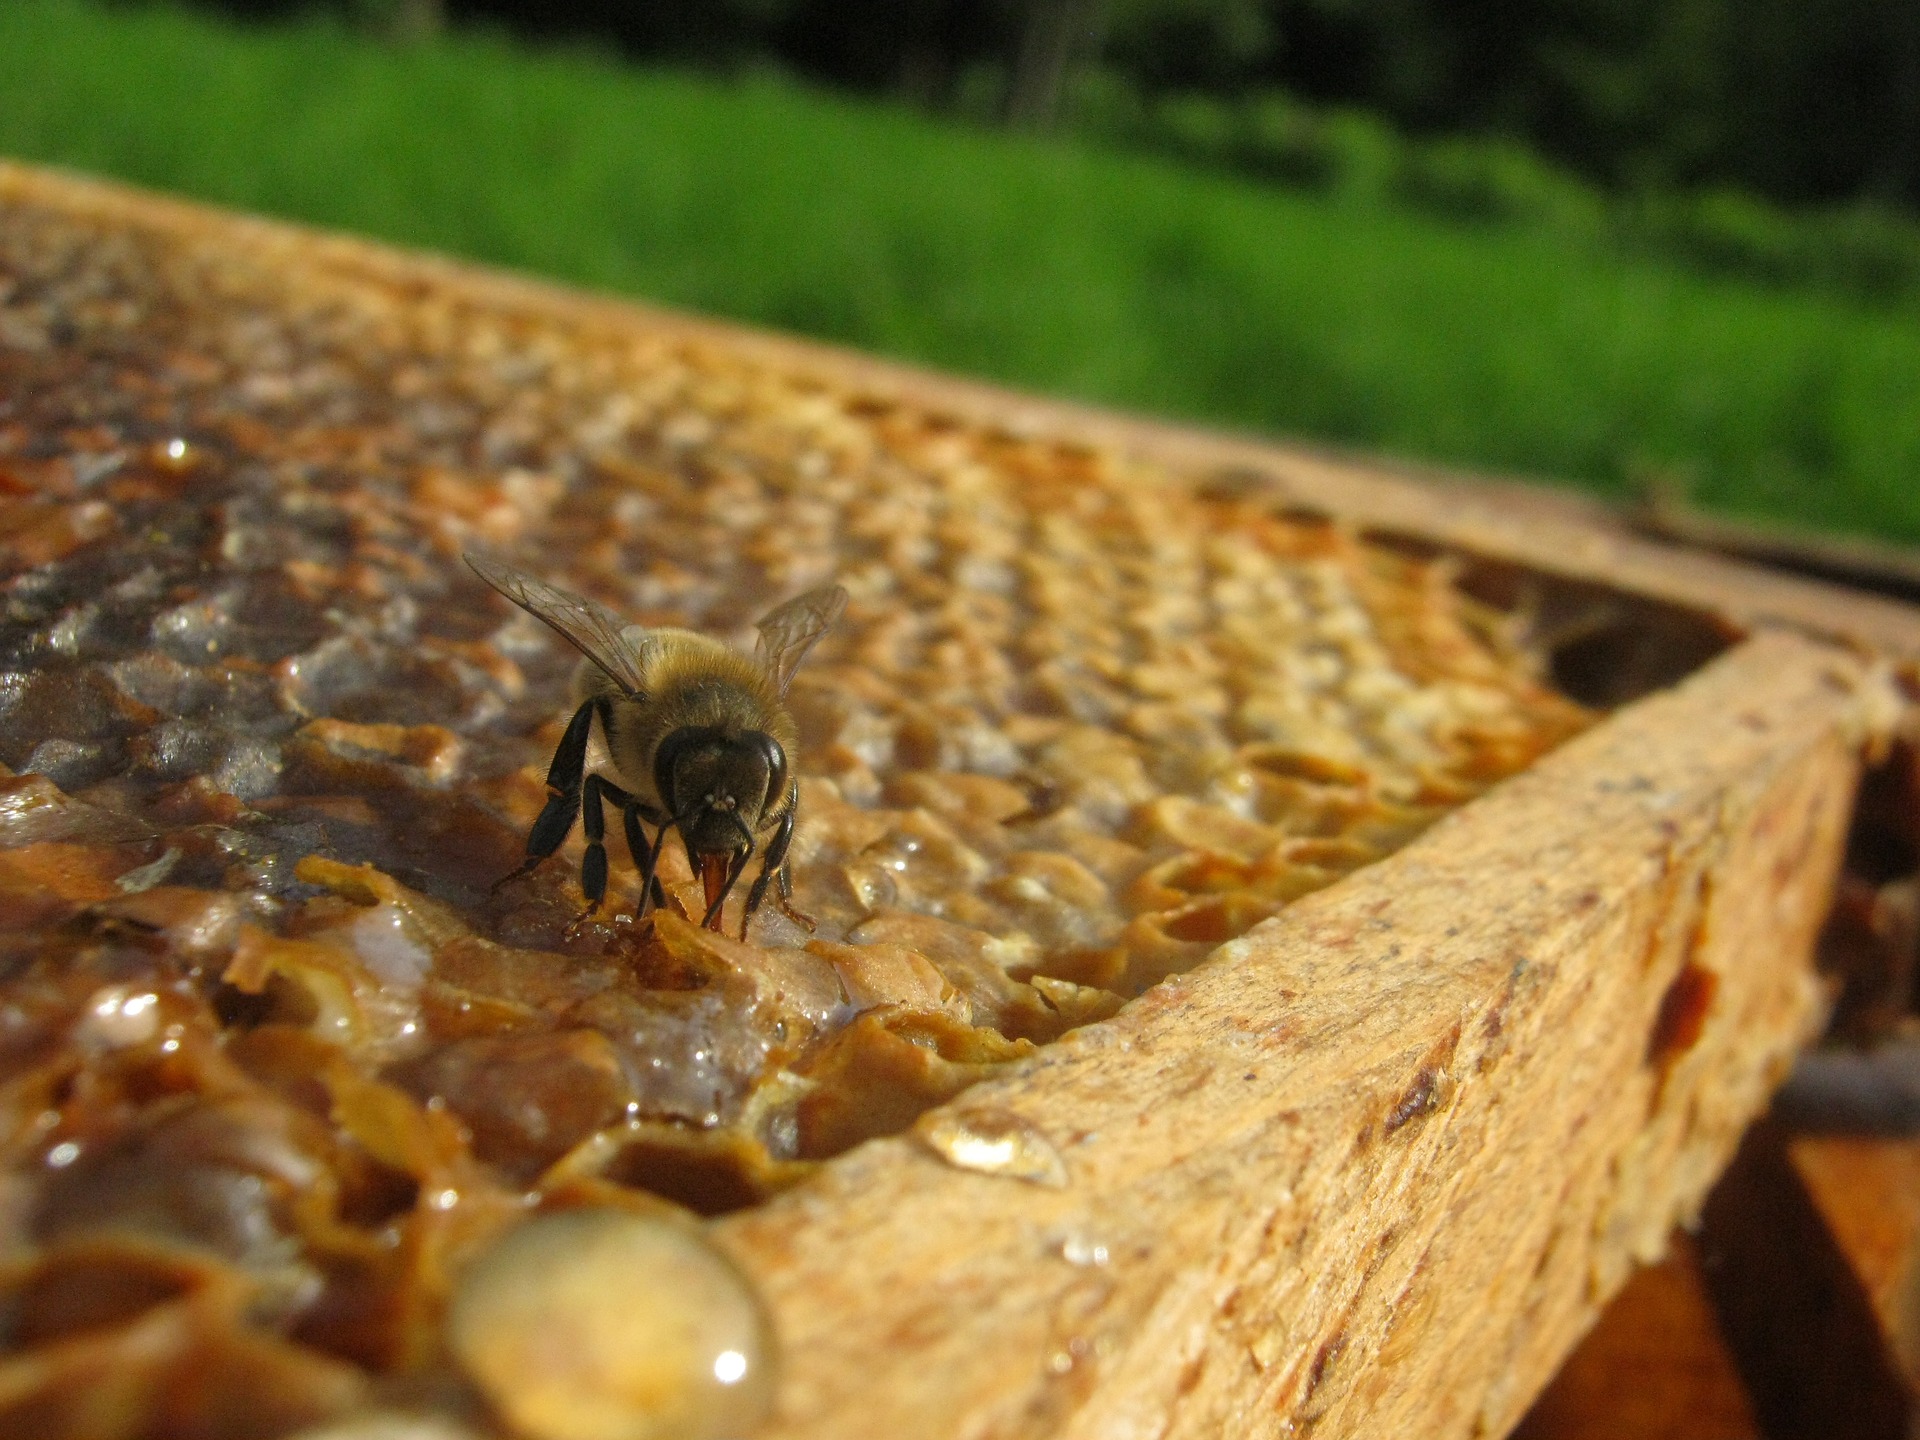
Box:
[464,553,648,697]
[754,583,847,695]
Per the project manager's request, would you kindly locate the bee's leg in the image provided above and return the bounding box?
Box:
[774,858,815,933]
[742,799,807,939]
[566,773,611,935]
[624,800,669,914]
[492,701,594,894]
[622,803,655,916]
[605,789,666,918]
[701,838,755,933]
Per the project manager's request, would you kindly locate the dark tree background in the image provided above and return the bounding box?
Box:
[202,0,1920,209]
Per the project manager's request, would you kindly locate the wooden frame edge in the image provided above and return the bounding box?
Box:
[714,630,1882,1438]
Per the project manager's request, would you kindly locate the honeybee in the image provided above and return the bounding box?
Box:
[467,555,846,939]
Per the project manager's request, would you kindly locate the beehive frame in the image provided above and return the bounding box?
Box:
[3,162,1917,1440]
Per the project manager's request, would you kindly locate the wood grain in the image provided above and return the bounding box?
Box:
[1795,1135,1920,1406]
[1704,1128,1920,1439]
[711,630,1876,1439]
[1511,1233,1760,1440]
[1702,1125,1920,1440]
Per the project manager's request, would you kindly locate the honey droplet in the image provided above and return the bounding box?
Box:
[75,984,161,1051]
[916,1106,1068,1188]
[449,1208,775,1440]
[1056,1231,1110,1267]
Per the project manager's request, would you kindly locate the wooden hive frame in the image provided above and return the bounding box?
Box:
[4,161,1919,1440]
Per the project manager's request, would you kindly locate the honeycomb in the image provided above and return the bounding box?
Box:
[0,191,1588,1437]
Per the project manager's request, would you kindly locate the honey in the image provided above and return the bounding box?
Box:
[0,194,1588,1437]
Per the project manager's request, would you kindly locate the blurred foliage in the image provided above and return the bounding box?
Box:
[1053,80,1920,307]
[171,0,1920,304]
[196,0,1920,211]
[1102,0,1274,91]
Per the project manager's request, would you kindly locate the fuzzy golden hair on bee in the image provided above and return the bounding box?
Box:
[466,553,846,939]
[582,630,800,816]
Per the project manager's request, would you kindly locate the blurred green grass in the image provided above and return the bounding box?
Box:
[3,0,1918,542]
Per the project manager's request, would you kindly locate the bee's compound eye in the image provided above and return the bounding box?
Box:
[753,732,789,815]
[653,727,703,818]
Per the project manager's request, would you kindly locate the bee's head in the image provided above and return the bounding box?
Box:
[655,726,788,855]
